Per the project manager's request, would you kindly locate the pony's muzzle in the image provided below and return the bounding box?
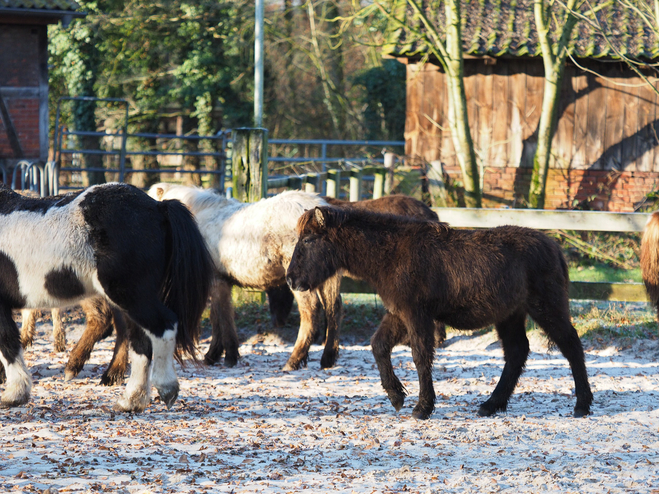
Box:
[286,274,310,292]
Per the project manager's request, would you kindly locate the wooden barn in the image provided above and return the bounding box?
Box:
[385,0,659,211]
[0,0,84,177]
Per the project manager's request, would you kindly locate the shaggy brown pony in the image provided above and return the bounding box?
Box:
[641,212,659,318]
[286,207,593,420]
[267,194,446,346]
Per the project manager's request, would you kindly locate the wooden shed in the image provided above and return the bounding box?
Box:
[385,0,659,211]
[0,0,84,175]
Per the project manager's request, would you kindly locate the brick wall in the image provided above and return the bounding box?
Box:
[443,164,657,212]
[0,98,40,158]
[0,24,45,161]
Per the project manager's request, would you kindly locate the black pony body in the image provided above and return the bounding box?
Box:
[0,183,213,412]
[287,207,593,420]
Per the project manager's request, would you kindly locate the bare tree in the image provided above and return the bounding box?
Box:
[383,0,481,207]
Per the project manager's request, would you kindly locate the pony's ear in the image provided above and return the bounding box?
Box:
[155,187,165,200]
[314,207,327,229]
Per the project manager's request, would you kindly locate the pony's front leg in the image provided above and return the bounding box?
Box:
[371,312,408,412]
[283,290,323,371]
[0,306,32,407]
[317,275,343,369]
[114,319,153,413]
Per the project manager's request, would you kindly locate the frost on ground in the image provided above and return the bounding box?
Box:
[0,305,658,494]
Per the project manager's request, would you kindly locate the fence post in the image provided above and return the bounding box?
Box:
[304,173,318,193]
[232,128,268,202]
[428,160,448,207]
[349,168,362,202]
[373,166,386,199]
[383,152,395,195]
[326,169,341,198]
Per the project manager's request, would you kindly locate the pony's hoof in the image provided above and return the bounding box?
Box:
[282,357,306,371]
[114,391,149,413]
[574,406,590,418]
[478,399,506,417]
[320,352,337,369]
[387,390,405,411]
[412,406,433,420]
[64,369,77,382]
[100,372,124,386]
[54,342,67,353]
[0,395,30,408]
[0,379,32,408]
[224,354,239,368]
[203,353,220,366]
[282,361,299,372]
[157,382,180,409]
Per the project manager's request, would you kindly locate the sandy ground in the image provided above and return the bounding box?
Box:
[0,313,658,494]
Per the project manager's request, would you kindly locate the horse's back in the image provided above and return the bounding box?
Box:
[0,187,96,308]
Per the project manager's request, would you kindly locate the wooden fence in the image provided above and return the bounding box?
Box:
[232,128,650,304]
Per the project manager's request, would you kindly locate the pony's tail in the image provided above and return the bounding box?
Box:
[160,199,214,362]
[641,212,659,310]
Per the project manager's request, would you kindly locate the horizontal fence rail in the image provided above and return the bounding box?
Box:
[339,207,650,303]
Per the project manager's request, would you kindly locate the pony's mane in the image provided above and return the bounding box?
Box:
[298,205,450,235]
[149,183,229,214]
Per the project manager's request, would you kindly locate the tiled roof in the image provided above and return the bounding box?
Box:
[385,0,659,61]
[0,0,81,12]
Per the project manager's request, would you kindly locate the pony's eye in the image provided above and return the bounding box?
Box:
[302,236,314,244]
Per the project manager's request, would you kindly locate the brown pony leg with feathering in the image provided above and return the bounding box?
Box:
[64,297,116,381]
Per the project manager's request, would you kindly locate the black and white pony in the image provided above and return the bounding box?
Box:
[0,183,213,412]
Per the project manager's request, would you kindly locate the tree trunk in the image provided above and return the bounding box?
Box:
[529,71,563,209]
[445,0,481,207]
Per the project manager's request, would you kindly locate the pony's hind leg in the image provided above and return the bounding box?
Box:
[19,309,39,348]
[100,307,129,386]
[479,310,529,417]
[371,312,409,413]
[401,312,437,420]
[283,290,323,371]
[529,304,593,417]
[205,279,239,367]
[316,275,343,369]
[0,306,32,407]
[267,284,295,328]
[52,308,66,352]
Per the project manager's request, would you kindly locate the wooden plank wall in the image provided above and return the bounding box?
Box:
[405,58,659,173]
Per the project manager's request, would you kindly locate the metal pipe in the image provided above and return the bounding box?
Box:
[254,0,264,127]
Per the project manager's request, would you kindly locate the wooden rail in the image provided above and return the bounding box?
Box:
[264,165,650,303]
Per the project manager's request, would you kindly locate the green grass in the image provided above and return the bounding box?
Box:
[568,265,642,283]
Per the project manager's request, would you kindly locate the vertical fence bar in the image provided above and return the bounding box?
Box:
[349,169,362,202]
[326,169,340,198]
[384,152,395,195]
[304,173,318,193]
[372,166,385,199]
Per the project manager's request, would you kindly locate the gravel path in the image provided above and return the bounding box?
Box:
[0,315,658,493]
